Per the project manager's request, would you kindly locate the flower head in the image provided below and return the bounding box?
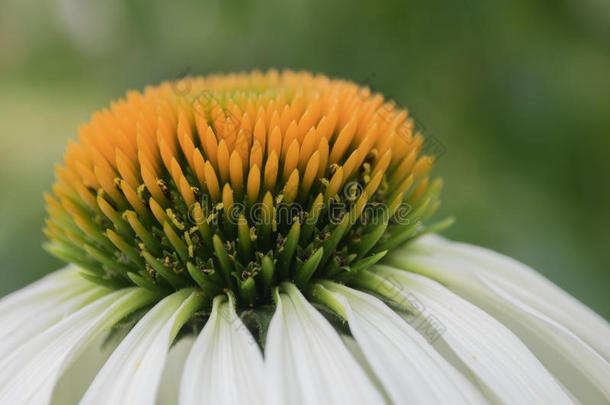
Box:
[1,70,609,405]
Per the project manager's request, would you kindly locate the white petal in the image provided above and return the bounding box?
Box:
[179,294,264,405]
[387,235,610,401]
[0,266,89,346]
[51,334,121,405]
[0,286,106,359]
[0,266,80,313]
[359,266,575,404]
[265,283,384,405]
[157,336,195,405]
[81,289,205,405]
[0,287,156,405]
[315,281,486,405]
[403,234,610,358]
[340,335,390,401]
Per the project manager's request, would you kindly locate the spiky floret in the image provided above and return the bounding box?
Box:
[44,70,443,307]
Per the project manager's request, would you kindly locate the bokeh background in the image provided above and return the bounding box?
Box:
[1,0,608,319]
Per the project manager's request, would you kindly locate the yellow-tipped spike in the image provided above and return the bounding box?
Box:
[283,169,300,204]
[283,139,300,180]
[325,167,343,200]
[300,151,320,197]
[203,160,221,202]
[249,141,263,169]
[329,119,357,165]
[264,151,279,191]
[247,165,261,205]
[216,140,230,183]
[229,150,244,196]
[115,148,139,188]
[222,183,234,218]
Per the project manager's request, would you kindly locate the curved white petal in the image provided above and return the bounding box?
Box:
[359,267,574,404]
[0,266,80,312]
[81,289,205,405]
[0,266,90,348]
[387,235,610,401]
[0,286,106,359]
[0,287,156,405]
[158,336,195,405]
[51,335,121,405]
[265,283,384,405]
[402,234,610,358]
[179,294,264,405]
[315,281,486,405]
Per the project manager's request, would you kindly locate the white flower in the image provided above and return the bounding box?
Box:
[1,234,608,405]
[5,70,608,404]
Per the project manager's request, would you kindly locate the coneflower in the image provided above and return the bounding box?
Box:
[0,70,608,405]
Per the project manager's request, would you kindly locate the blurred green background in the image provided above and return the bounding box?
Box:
[1,0,608,319]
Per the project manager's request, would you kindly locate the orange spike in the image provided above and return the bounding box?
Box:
[253,118,266,153]
[74,183,98,211]
[249,141,263,169]
[149,197,169,226]
[264,151,279,191]
[297,94,321,139]
[222,183,234,217]
[300,151,320,197]
[267,126,282,157]
[170,158,186,189]
[279,105,292,133]
[223,116,237,150]
[289,90,305,121]
[298,127,319,171]
[234,130,250,164]
[372,149,392,178]
[329,118,357,165]
[325,167,343,200]
[240,112,252,140]
[316,105,338,140]
[216,140,230,183]
[282,120,299,159]
[158,135,176,174]
[178,123,197,171]
[316,137,329,178]
[192,149,207,190]
[267,110,280,133]
[201,126,219,168]
[247,165,261,205]
[94,165,125,209]
[229,150,244,196]
[283,169,299,204]
[203,160,221,202]
[115,148,139,188]
[341,150,360,182]
[74,161,100,189]
[178,174,196,208]
[141,162,170,207]
[120,179,151,222]
[283,139,300,180]
[412,156,434,182]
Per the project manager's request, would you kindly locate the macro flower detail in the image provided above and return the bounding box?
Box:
[0,70,608,404]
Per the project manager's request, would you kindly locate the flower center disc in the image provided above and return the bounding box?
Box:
[44,70,441,307]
